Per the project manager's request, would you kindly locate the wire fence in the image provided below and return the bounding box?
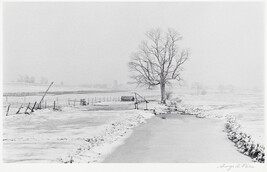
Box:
[3,91,156,116]
[3,95,133,116]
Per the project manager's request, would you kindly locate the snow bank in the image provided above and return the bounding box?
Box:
[225,116,265,163]
[169,98,265,163]
[58,110,153,163]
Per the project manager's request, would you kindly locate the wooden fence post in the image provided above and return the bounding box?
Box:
[6,104,11,116]
[24,103,31,114]
[32,102,37,112]
[16,105,23,114]
[38,82,54,108]
[53,101,56,110]
[145,97,148,110]
[134,93,138,110]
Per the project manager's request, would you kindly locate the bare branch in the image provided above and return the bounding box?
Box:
[128,28,189,102]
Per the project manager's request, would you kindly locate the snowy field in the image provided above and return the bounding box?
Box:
[2,83,264,163]
[3,83,155,162]
[3,103,154,163]
[173,89,264,145]
[3,82,110,93]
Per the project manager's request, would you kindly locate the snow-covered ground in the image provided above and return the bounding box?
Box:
[3,103,154,163]
[172,90,264,145]
[3,83,107,93]
[2,83,264,163]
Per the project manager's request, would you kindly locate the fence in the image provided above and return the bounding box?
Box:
[67,96,121,106]
[132,92,150,110]
[3,95,124,116]
[3,90,155,116]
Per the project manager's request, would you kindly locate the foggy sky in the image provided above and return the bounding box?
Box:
[3,2,264,89]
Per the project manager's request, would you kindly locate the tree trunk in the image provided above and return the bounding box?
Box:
[160,83,166,104]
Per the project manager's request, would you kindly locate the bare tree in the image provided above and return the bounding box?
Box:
[128,28,189,104]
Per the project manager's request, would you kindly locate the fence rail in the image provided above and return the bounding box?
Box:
[3,95,127,116]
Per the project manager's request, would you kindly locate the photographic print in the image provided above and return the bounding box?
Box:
[1,1,265,166]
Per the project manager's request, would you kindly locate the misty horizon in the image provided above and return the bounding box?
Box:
[3,2,264,90]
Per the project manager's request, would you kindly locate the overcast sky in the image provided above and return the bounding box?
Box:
[3,2,264,89]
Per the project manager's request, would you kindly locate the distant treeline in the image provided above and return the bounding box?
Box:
[15,75,64,85]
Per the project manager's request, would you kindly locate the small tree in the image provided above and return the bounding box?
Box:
[129,28,189,104]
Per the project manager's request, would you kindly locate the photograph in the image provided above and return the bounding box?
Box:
[1,1,265,167]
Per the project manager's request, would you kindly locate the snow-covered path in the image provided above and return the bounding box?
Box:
[104,114,252,163]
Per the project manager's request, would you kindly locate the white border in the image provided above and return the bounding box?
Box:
[0,0,266,172]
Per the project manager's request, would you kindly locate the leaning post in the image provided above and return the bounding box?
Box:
[16,105,23,114]
[31,102,37,112]
[6,104,11,116]
[24,102,31,114]
[37,82,54,109]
